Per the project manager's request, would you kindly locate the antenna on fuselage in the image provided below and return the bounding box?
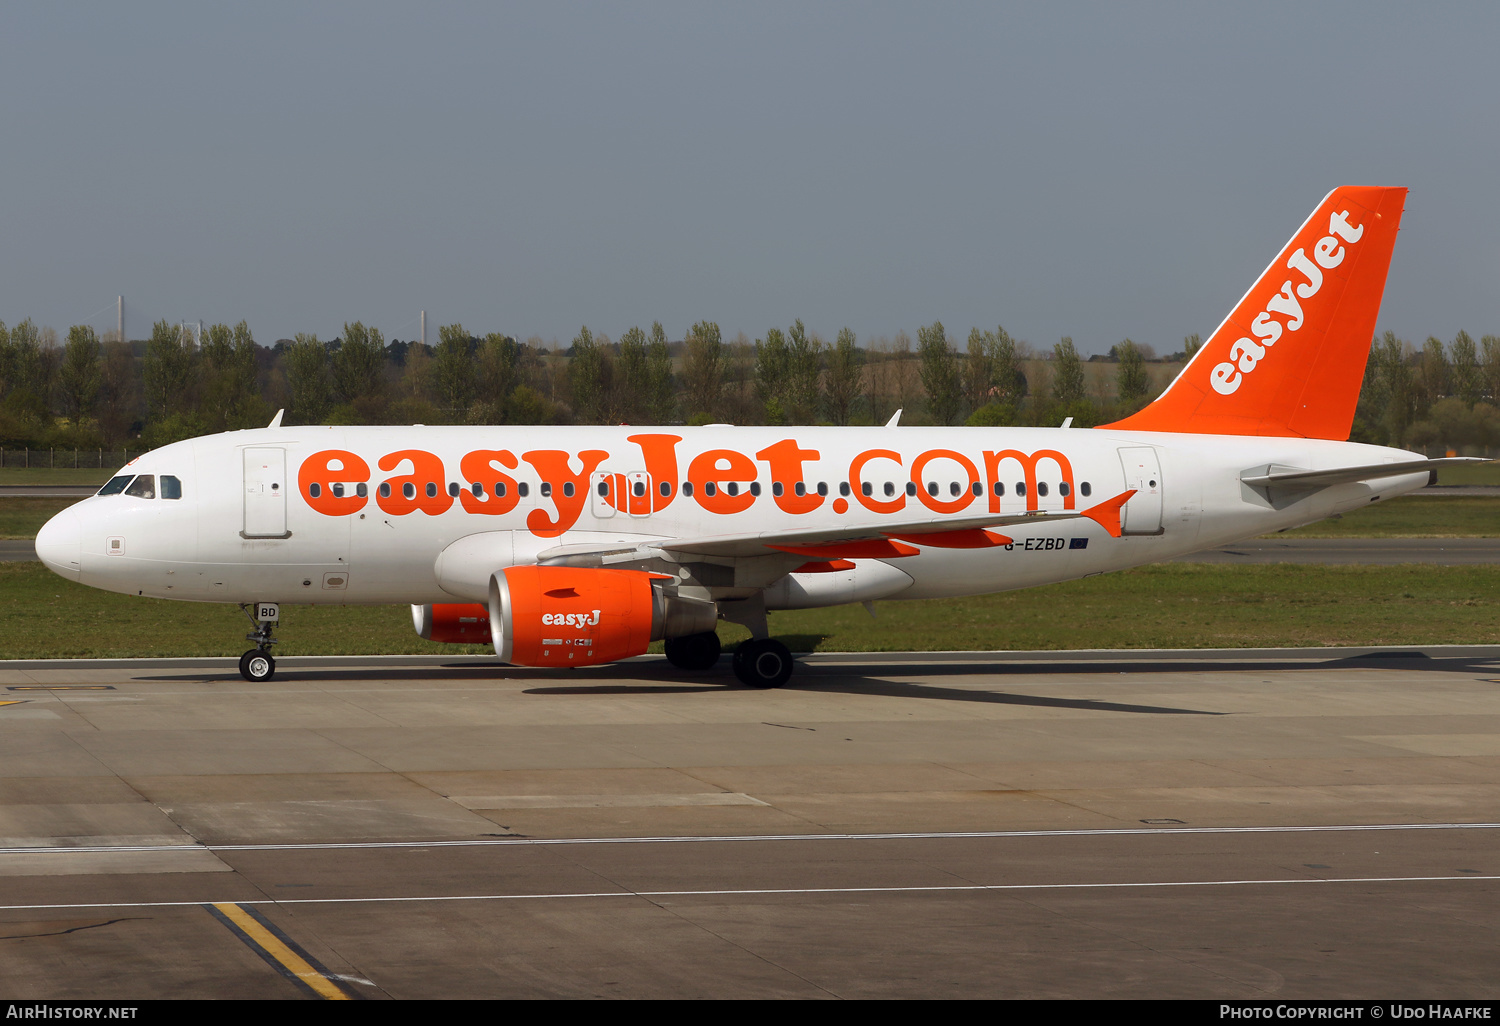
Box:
[267,409,285,428]
[885,409,902,428]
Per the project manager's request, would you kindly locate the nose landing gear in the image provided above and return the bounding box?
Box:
[238,604,280,682]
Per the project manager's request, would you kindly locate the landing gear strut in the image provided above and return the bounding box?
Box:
[732,638,794,689]
[664,631,721,672]
[238,604,279,682]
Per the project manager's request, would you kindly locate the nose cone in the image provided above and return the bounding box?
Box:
[35,505,83,580]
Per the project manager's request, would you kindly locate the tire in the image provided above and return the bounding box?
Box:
[239,649,276,683]
[664,631,721,671]
[732,639,794,689]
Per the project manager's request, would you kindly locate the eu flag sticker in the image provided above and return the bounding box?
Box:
[1069,538,1088,549]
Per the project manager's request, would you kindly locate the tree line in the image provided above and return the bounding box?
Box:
[1,314,1496,455]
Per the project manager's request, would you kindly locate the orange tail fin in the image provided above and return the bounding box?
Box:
[1103,186,1407,439]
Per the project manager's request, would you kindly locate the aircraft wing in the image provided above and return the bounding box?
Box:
[535,491,1135,563]
[1239,457,1487,491]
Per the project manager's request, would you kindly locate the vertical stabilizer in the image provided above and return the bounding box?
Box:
[1103,186,1407,439]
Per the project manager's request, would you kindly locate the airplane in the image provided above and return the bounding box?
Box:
[34,186,1477,687]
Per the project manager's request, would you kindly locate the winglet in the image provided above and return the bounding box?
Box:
[1080,489,1136,538]
[268,409,285,428]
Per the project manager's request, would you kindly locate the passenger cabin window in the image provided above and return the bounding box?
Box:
[98,475,132,496]
[124,475,156,499]
[1081,482,1092,497]
[161,475,182,500]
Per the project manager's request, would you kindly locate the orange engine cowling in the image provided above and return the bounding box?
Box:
[411,602,492,645]
[487,565,716,667]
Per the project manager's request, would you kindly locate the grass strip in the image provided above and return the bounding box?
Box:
[3,561,1497,659]
[1270,495,1500,538]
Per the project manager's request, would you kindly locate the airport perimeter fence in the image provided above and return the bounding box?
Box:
[0,448,148,470]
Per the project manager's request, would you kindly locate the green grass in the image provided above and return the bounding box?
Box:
[1271,495,1500,538]
[0,498,83,539]
[3,561,1497,659]
[0,468,114,486]
[1435,462,1500,486]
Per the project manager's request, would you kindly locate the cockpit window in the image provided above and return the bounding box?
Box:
[160,475,182,500]
[98,475,133,496]
[124,475,156,499]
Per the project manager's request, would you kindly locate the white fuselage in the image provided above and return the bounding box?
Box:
[36,424,1428,611]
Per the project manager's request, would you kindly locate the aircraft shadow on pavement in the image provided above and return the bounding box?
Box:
[130,650,1500,716]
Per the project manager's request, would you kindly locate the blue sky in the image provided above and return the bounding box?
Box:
[2,2,1497,354]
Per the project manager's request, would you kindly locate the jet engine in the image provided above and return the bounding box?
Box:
[416,566,717,667]
[411,602,492,645]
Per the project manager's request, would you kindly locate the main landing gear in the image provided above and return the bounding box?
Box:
[664,631,794,687]
[664,631,721,672]
[732,638,794,689]
[238,604,279,683]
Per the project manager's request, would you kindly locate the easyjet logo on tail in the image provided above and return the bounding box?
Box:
[1210,209,1365,396]
[1101,185,1406,440]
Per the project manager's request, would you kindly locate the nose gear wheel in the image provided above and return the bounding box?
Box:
[239,650,275,682]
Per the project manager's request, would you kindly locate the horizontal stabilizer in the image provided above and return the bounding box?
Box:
[1240,457,1487,491]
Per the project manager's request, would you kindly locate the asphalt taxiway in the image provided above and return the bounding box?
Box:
[0,647,1497,999]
